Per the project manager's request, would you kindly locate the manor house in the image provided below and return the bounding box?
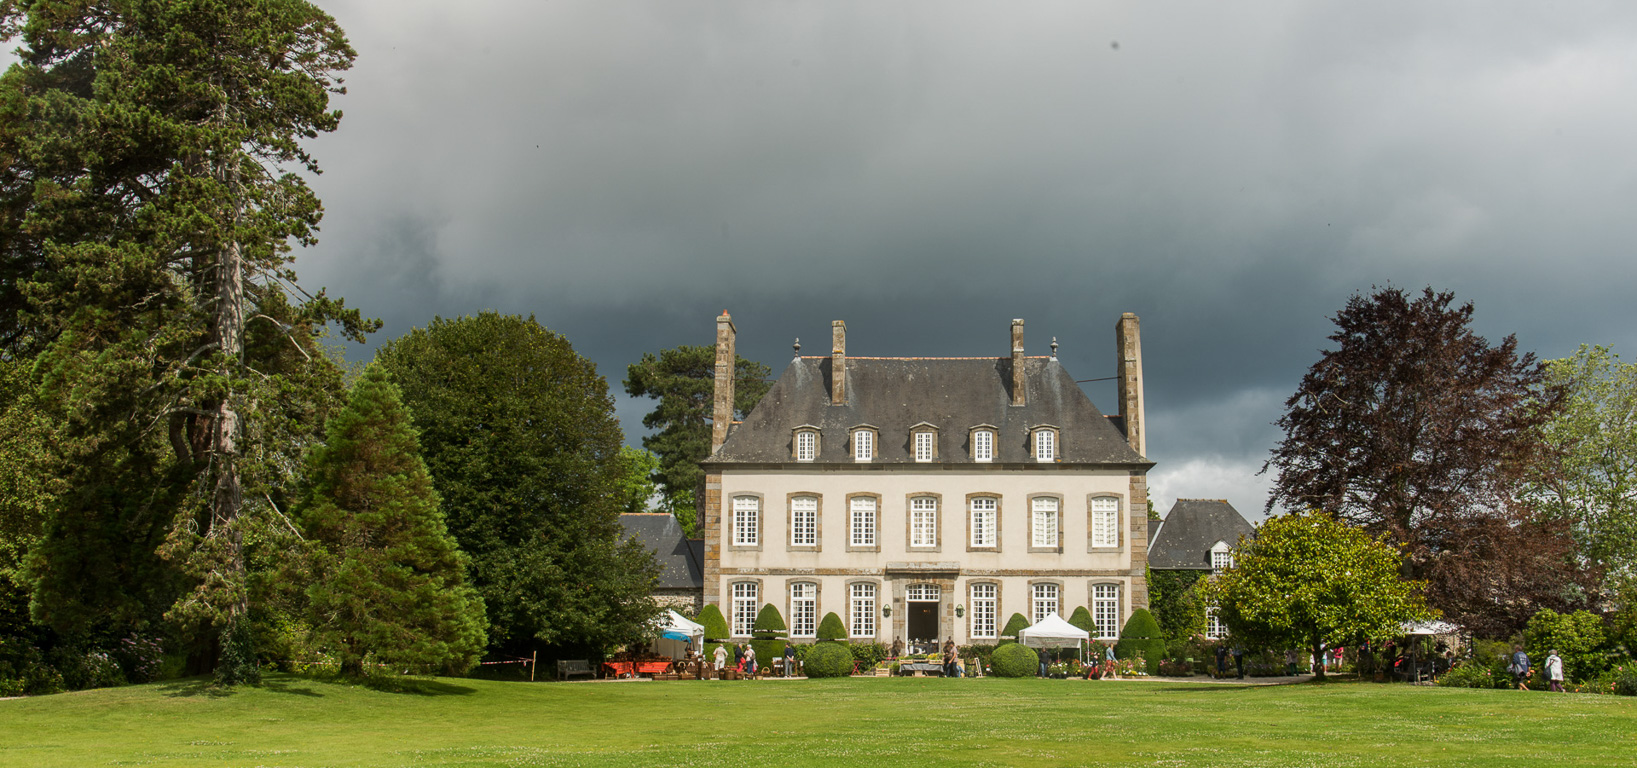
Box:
[699,313,1154,647]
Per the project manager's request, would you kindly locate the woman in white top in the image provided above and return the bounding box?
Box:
[1545,650,1565,693]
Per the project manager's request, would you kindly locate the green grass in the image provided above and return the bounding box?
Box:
[3,675,1635,767]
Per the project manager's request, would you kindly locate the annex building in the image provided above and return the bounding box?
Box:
[700,313,1154,647]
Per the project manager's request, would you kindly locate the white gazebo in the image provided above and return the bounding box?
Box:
[652,609,705,660]
[1018,613,1092,663]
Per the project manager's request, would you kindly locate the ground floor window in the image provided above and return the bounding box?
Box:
[969,583,997,638]
[850,583,876,638]
[791,582,816,637]
[1032,583,1059,624]
[1206,606,1226,640]
[1092,584,1120,640]
[732,582,759,637]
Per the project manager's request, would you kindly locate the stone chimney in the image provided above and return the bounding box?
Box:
[1115,312,1146,458]
[711,311,736,454]
[1011,319,1026,406]
[830,320,846,405]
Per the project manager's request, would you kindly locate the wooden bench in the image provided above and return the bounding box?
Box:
[557,660,595,680]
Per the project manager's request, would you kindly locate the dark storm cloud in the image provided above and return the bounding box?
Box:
[16,2,1633,515]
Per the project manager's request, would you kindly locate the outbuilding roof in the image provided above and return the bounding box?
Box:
[1147,499,1257,569]
[618,513,703,590]
[703,356,1150,467]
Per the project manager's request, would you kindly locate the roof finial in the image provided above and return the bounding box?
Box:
[793,338,801,355]
[1050,336,1059,358]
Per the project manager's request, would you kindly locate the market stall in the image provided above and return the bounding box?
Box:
[1018,613,1091,665]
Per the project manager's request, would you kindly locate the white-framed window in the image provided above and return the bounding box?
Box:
[795,430,817,462]
[1032,583,1060,624]
[969,497,997,548]
[850,496,877,547]
[790,496,817,547]
[791,582,817,638]
[906,583,941,601]
[732,582,759,637]
[1205,605,1226,640]
[970,583,997,638]
[1034,429,1055,462]
[850,582,876,638]
[1093,584,1120,639]
[914,431,935,462]
[1211,544,1234,571]
[1032,497,1059,548]
[732,496,759,546]
[910,497,937,548]
[972,429,994,462]
[853,430,874,461]
[1091,497,1119,548]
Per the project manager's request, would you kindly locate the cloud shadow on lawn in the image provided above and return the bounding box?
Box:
[362,677,476,697]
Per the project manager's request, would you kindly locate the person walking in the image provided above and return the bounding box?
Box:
[1214,645,1228,679]
[713,644,728,676]
[943,640,958,678]
[1232,645,1246,680]
[1284,649,1298,677]
[744,644,757,677]
[1545,650,1564,693]
[733,643,745,674]
[1104,643,1117,679]
[1508,645,1530,691]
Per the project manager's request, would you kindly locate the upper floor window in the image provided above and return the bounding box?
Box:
[850,496,877,547]
[1034,428,1056,462]
[1211,543,1234,571]
[1032,496,1059,548]
[972,428,995,462]
[732,496,760,546]
[1090,496,1119,548]
[853,428,875,461]
[794,429,817,462]
[910,497,937,548]
[790,496,818,547]
[969,497,997,548]
[914,431,936,462]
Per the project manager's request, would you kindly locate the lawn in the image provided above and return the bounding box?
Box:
[2,674,1634,767]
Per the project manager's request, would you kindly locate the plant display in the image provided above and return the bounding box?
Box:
[803,642,854,678]
[990,642,1038,677]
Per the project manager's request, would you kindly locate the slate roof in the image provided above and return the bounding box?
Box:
[1147,499,1257,569]
[619,513,703,590]
[704,356,1150,467]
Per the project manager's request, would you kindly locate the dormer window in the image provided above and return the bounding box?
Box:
[910,422,939,462]
[1032,426,1058,462]
[793,426,819,462]
[851,425,877,461]
[970,425,996,462]
[1211,541,1234,571]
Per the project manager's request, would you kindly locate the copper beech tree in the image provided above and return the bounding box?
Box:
[1264,287,1595,636]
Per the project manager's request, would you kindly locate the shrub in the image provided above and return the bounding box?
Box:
[1526,608,1608,682]
[804,642,854,678]
[1613,666,1637,696]
[1157,658,1194,677]
[698,603,730,659]
[1437,662,1496,689]
[991,642,1038,677]
[999,613,1031,645]
[1116,608,1166,676]
[750,604,787,666]
[1067,606,1094,634]
[848,642,889,669]
[960,644,997,669]
[816,612,848,641]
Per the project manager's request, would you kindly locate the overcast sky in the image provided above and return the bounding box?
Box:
[17,2,1637,518]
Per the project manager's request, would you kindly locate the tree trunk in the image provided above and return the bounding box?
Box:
[206,148,250,638]
[1311,641,1326,680]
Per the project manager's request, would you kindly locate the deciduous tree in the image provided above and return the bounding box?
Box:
[375,313,659,656]
[624,346,769,535]
[1206,511,1431,679]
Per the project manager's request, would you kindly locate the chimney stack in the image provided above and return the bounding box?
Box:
[830,321,846,405]
[1115,313,1146,458]
[1011,319,1026,406]
[711,311,736,454]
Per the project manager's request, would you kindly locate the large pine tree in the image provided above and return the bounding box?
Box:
[299,367,486,677]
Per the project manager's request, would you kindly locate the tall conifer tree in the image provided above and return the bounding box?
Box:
[299,367,485,677]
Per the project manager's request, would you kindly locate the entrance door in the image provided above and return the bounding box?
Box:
[905,583,941,649]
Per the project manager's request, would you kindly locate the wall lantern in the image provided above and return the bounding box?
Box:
[955,604,966,618]
[881,605,892,618]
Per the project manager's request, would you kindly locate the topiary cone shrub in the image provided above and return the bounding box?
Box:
[750,604,788,666]
[991,642,1038,677]
[698,604,730,658]
[816,612,848,641]
[999,613,1031,646]
[1116,608,1166,675]
[804,641,854,677]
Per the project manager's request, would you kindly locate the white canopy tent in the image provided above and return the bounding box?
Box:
[1018,613,1092,663]
[1401,619,1461,636]
[652,609,705,660]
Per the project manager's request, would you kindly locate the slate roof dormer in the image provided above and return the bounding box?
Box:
[703,356,1151,467]
[1147,499,1257,569]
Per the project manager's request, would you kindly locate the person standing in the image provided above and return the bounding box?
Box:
[734,643,745,673]
[713,643,728,676]
[1104,643,1117,679]
[1214,645,1228,679]
[943,640,958,678]
[1232,645,1246,680]
[744,644,757,677]
[1509,645,1530,691]
[1545,650,1564,693]
[1037,645,1050,677]
[784,643,797,678]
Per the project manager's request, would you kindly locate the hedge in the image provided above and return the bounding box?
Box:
[698,604,730,658]
[816,612,848,641]
[1116,608,1165,675]
[991,642,1038,677]
[750,604,787,666]
[804,642,854,678]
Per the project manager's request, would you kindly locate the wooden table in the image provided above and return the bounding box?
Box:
[602,660,672,678]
